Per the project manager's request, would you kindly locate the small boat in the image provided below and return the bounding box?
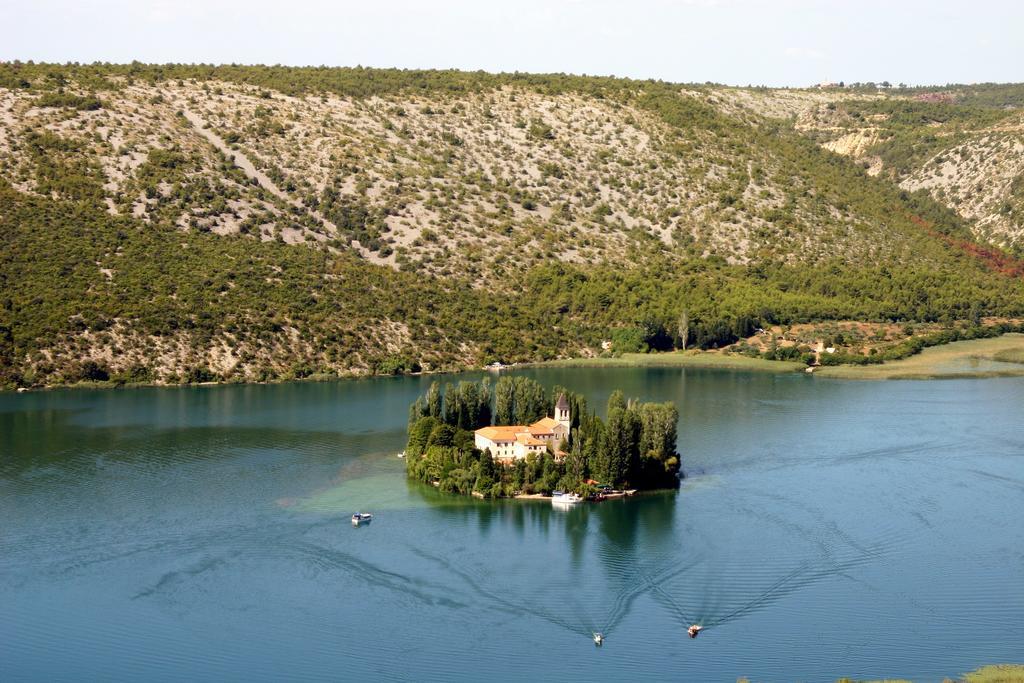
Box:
[687,624,703,639]
[397,451,406,458]
[593,632,604,646]
[351,512,373,526]
[552,491,583,505]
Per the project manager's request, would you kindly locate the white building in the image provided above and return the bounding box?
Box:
[474,394,571,464]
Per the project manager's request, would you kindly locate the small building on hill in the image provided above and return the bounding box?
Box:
[474,394,571,463]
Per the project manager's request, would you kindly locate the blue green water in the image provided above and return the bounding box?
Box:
[2,368,1023,682]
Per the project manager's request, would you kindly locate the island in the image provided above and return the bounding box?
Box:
[404,377,681,499]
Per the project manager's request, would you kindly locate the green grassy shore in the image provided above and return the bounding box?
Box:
[539,351,804,373]
[541,334,1024,380]
[814,334,1024,380]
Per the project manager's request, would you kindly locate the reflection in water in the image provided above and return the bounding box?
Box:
[3,370,1024,681]
[367,493,684,640]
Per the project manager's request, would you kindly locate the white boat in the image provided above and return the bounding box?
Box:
[397,451,406,458]
[593,632,604,646]
[351,512,373,525]
[551,491,583,505]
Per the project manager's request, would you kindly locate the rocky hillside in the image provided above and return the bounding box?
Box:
[2,63,1024,388]
[0,67,995,279]
[695,85,1024,250]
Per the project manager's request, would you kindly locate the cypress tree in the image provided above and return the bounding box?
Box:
[426,381,442,419]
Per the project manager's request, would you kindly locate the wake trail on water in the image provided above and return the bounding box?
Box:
[407,543,645,642]
[645,531,896,633]
[633,482,908,635]
[634,560,704,628]
[405,545,538,619]
[408,545,592,637]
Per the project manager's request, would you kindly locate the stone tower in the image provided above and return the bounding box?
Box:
[555,394,571,429]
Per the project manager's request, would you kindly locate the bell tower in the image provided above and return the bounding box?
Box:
[555,394,571,429]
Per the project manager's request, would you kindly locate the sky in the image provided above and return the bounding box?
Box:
[2,0,1022,87]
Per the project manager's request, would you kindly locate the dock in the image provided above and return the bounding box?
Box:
[512,490,636,501]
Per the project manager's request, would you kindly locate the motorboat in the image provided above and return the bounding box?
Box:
[552,491,583,505]
[593,632,604,646]
[351,512,373,526]
[687,624,703,639]
[397,451,406,458]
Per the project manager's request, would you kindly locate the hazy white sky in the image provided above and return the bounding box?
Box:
[3,0,1022,86]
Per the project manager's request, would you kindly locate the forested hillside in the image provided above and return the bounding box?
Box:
[3,63,1024,388]
[704,84,1024,249]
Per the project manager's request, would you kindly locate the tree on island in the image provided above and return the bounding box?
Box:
[409,379,490,431]
[493,376,548,425]
[405,377,681,498]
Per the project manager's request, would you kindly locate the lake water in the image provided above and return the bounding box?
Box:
[2,368,1023,682]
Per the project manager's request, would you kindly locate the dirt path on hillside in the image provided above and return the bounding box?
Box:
[182,109,291,201]
[181,108,383,262]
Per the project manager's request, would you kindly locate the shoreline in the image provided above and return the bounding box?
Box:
[8,334,1024,394]
[3,365,470,395]
[538,334,1024,381]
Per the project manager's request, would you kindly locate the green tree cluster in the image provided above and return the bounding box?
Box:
[586,391,680,489]
[493,376,548,425]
